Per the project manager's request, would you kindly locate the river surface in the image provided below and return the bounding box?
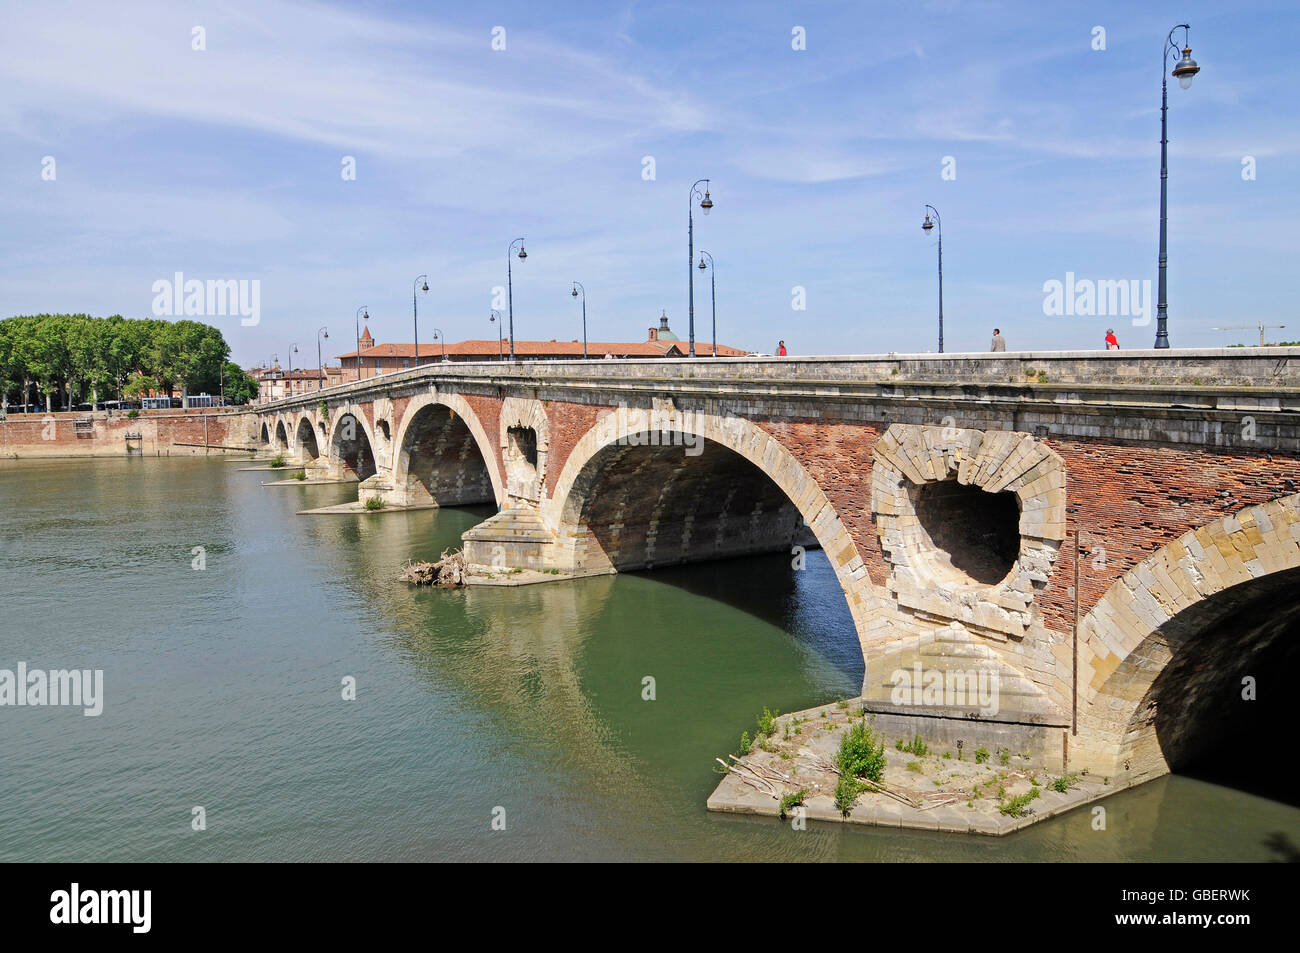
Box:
[1,457,1296,862]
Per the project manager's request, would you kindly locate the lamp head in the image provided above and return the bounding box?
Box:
[517,244,527,260]
[421,281,429,293]
[323,329,329,339]
[698,256,707,270]
[571,285,578,297]
[921,214,934,232]
[699,190,713,215]
[1172,47,1199,89]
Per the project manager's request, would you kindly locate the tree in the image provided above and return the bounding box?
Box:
[221,362,258,405]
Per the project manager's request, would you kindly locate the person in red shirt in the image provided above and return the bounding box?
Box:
[777,340,787,356]
[1105,329,1120,350]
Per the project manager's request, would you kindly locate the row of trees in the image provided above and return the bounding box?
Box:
[0,314,259,410]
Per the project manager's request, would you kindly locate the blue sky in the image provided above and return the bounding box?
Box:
[1,0,1296,366]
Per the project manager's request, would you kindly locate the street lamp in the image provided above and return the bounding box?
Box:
[489,311,503,360]
[430,327,445,362]
[413,274,428,367]
[288,344,298,397]
[697,252,716,357]
[687,178,713,357]
[316,326,329,389]
[268,353,278,401]
[571,282,587,359]
[1154,24,1202,349]
[355,306,369,381]
[921,206,943,353]
[508,238,526,361]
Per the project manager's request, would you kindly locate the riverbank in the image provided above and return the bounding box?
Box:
[0,408,253,457]
[707,699,1120,835]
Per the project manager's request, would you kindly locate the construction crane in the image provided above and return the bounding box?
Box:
[1212,322,1286,347]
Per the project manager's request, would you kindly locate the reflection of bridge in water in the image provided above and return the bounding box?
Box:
[242,349,1300,789]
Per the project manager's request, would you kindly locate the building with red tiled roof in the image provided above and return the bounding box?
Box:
[337,313,747,379]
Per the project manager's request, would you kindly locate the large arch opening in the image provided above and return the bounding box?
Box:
[330,413,376,481]
[395,403,494,506]
[556,430,861,683]
[296,417,320,461]
[1118,568,1300,805]
[562,435,817,574]
[274,420,289,449]
[259,422,270,446]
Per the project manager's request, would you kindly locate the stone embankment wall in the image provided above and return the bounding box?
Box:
[0,408,260,458]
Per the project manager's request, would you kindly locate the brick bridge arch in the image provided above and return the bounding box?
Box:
[542,402,880,637]
[1076,494,1300,777]
[325,403,379,481]
[389,391,503,507]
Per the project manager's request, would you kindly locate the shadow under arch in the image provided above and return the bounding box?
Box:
[273,419,289,449]
[391,393,502,507]
[546,408,878,666]
[296,416,320,461]
[1080,494,1300,795]
[327,409,377,481]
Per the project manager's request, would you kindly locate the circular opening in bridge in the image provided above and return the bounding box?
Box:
[913,479,1020,587]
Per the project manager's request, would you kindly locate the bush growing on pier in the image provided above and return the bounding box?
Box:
[1052,773,1080,793]
[838,718,887,783]
[269,453,286,468]
[998,789,1040,817]
[778,788,808,819]
[739,731,752,756]
[975,746,990,764]
[897,734,929,756]
[364,497,387,511]
[756,707,779,736]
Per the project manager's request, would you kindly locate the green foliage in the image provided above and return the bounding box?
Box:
[898,734,929,756]
[998,788,1041,817]
[999,749,1011,766]
[269,453,287,468]
[778,788,808,819]
[1052,773,1080,793]
[837,718,887,783]
[834,774,864,816]
[125,409,140,419]
[222,362,258,405]
[756,707,779,737]
[739,731,751,756]
[906,761,923,773]
[974,746,990,764]
[319,400,330,420]
[291,470,307,481]
[1036,370,1049,383]
[364,497,387,511]
[0,314,235,409]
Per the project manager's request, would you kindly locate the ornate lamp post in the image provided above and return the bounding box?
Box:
[1154,24,1202,349]
[507,238,526,361]
[316,327,329,388]
[697,252,716,356]
[413,274,429,366]
[570,282,587,359]
[354,306,369,381]
[288,344,298,397]
[921,206,943,353]
[429,327,445,362]
[489,311,503,359]
[687,179,713,357]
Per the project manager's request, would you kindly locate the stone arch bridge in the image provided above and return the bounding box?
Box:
[238,349,1300,785]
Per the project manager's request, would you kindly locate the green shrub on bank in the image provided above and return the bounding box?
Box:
[269,453,286,468]
[364,497,386,511]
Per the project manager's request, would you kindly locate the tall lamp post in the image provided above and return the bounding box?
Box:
[921,206,943,353]
[429,327,445,362]
[507,238,526,361]
[316,326,329,388]
[570,282,587,359]
[697,251,716,356]
[268,354,278,402]
[412,274,428,366]
[354,306,369,381]
[687,178,713,357]
[288,344,298,397]
[1154,24,1202,349]
[489,311,503,359]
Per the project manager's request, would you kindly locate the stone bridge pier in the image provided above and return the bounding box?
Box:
[245,349,1300,785]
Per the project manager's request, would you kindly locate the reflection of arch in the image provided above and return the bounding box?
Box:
[295,416,320,460]
[390,392,501,506]
[1079,494,1300,777]
[326,405,378,481]
[545,402,875,632]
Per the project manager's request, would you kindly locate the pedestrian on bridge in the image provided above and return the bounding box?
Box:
[990,329,1006,352]
[1105,329,1120,350]
[777,341,787,356]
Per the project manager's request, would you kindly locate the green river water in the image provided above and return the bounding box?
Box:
[1,457,1296,862]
